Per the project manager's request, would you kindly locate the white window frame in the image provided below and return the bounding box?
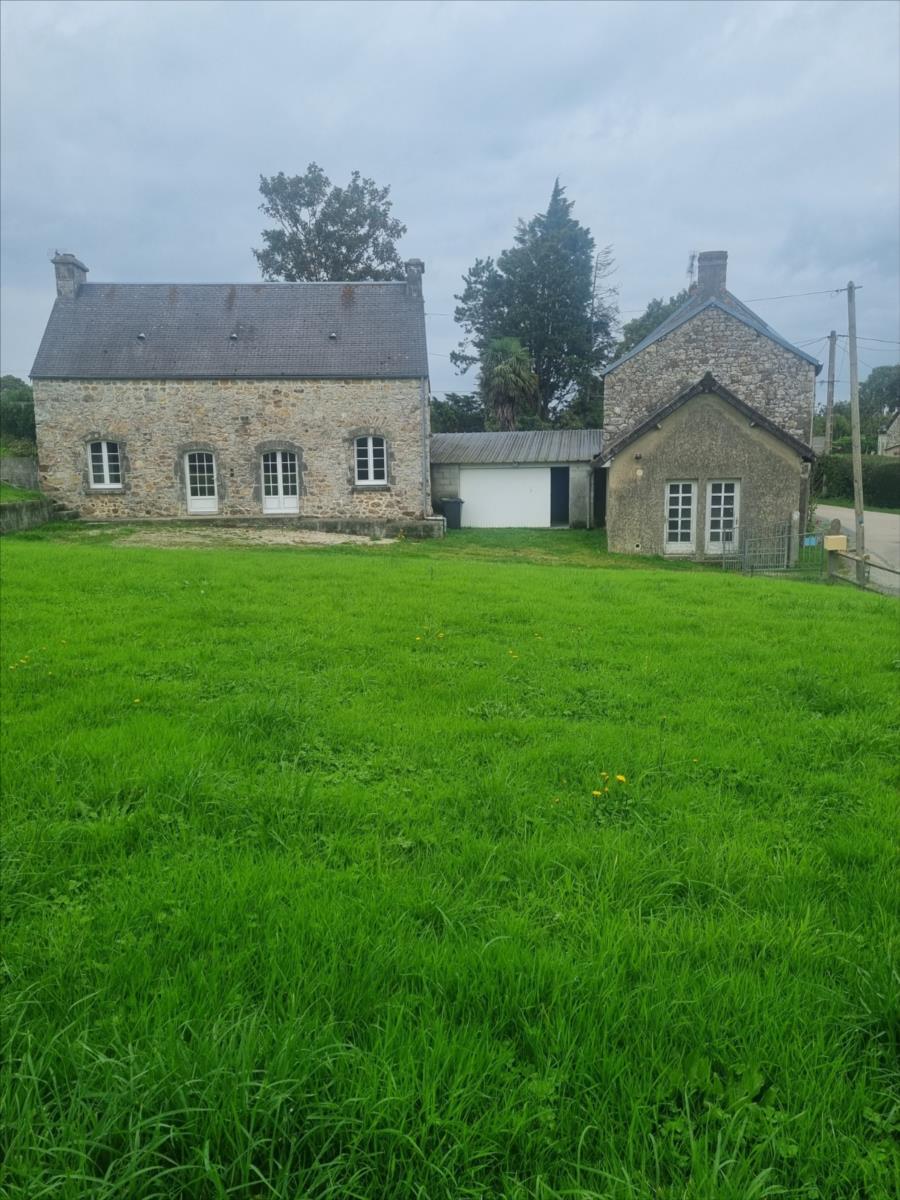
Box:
[87,440,123,490]
[185,451,218,514]
[664,481,696,554]
[705,480,740,553]
[261,450,300,514]
[354,435,387,486]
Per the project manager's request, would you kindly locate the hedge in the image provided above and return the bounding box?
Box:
[814,454,900,508]
[0,397,36,443]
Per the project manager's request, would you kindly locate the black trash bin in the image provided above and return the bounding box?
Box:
[441,498,463,530]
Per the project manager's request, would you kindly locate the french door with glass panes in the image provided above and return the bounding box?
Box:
[185,451,218,514]
[262,450,300,513]
[705,480,740,553]
[665,481,696,553]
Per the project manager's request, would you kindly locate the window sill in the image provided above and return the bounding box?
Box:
[88,485,124,492]
[352,483,391,493]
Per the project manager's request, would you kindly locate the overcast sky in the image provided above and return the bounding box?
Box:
[2,0,898,404]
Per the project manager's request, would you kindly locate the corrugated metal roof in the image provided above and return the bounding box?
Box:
[430,429,602,464]
[31,281,428,380]
[602,291,822,376]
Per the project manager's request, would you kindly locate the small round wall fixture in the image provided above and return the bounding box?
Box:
[137,332,146,340]
[230,333,238,340]
[328,332,338,340]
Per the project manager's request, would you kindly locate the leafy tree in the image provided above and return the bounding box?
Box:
[254,163,407,281]
[479,338,539,432]
[615,290,690,358]
[859,364,900,428]
[814,365,900,450]
[0,375,35,444]
[430,393,487,434]
[452,181,616,423]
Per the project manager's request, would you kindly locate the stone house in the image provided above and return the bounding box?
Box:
[598,251,820,558]
[31,254,438,533]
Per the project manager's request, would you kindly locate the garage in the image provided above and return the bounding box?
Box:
[458,466,552,527]
[430,430,602,529]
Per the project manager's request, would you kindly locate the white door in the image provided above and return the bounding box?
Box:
[705,480,740,553]
[459,466,551,528]
[262,450,300,514]
[185,451,218,514]
[664,481,695,553]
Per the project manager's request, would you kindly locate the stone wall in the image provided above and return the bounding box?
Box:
[0,498,55,534]
[605,391,809,558]
[604,306,817,445]
[0,455,39,490]
[33,377,431,521]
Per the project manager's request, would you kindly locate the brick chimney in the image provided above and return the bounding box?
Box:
[405,258,424,298]
[696,250,727,296]
[52,252,88,299]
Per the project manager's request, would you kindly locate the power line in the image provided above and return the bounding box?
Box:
[746,286,852,302]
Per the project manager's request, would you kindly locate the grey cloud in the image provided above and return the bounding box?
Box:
[2,0,897,407]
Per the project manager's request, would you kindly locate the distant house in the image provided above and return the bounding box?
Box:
[31,254,438,532]
[877,411,900,457]
[430,430,602,528]
[597,251,820,557]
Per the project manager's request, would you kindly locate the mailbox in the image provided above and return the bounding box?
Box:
[824,534,848,552]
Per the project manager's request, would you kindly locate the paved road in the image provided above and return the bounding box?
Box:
[818,504,900,594]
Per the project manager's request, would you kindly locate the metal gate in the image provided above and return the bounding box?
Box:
[722,523,824,577]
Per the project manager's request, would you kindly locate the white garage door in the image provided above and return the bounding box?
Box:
[459,466,551,528]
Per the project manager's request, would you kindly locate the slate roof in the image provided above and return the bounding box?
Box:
[602,290,822,376]
[430,429,602,465]
[31,281,428,380]
[597,373,815,465]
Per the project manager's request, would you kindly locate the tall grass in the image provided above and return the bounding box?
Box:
[1,531,898,1198]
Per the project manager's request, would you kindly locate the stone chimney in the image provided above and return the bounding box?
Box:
[52,252,88,299]
[696,250,727,296]
[405,258,425,299]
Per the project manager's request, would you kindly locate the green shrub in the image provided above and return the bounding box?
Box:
[814,453,900,507]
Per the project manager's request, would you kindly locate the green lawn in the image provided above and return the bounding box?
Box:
[1,530,898,1199]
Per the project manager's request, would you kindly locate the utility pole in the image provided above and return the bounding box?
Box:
[847,283,866,585]
[824,330,836,454]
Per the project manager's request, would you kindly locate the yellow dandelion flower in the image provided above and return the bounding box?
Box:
[133,698,142,705]
[415,636,421,641]
[592,790,602,797]
[616,774,626,783]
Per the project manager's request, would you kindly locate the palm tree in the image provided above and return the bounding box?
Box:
[480,338,539,431]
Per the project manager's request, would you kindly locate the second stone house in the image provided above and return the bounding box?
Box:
[31,254,438,534]
[598,250,820,558]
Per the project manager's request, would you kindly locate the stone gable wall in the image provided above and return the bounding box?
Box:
[33,377,430,520]
[604,307,816,445]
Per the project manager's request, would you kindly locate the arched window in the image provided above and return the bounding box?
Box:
[355,435,387,485]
